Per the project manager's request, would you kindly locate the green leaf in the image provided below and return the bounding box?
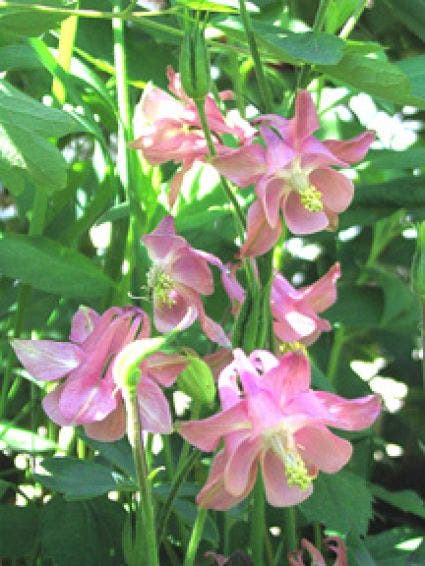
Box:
[170,497,219,546]
[0,79,82,194]
[95,202,130,225]
[367,147,425,170]
[177,354,217,406]
[371,484,425,519]
[326,285,383,329]
[34,457,135,499]
[216,18,345,65]
[397,55,425,101]
[318,52,413,106]
[299,470,373,536]
[78,432,135,478]
[0,504,40,558]
[0,421,57,452]
[0,0,75,38]
[325,0,359,34]
[41,495,125,566]
[177,0,238,12]
[382,0,425,42]
[0,233,115,299]
[0,43,42,71]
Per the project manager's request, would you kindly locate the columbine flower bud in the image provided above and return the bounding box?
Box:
[179,22,211,101]
[411,221,425,302]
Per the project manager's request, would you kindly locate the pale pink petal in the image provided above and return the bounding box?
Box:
[143,216,187,262]
[301,539,326,566]
[59,373,117,424]
[144,352,187,387]
[84,402,126,442]
[11,339,84,381]
[153,290,196,333]
[178,402,251,452]
[283,192,329,235]
[262,352,311,402]
[300,262,341,313]
[314,392,381,431]
[218,360,243,409]
[324,131,375,164]
[197,449,256,510]
[42,384,74,426]
[261,130,295,173]
[220,265,246,304]
[134,83,185,127]
[272,272,302,302]
[240,200,282,257]
[288,90,319,148]
[212,144,266,187]
[172,253,214,295]
[70,306,100,343]
[204,349,233,381]
[256,177,283,228]
[224,437,260,496]
[295,426,352,473]
[300,137,347,169]
[261,450,313,506]
[310,168,354,214]
[137,377,172,434]
[168,166,187,208]
[200,313,231,348]
[249,350,280,374]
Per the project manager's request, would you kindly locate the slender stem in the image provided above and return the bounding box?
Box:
[52,12,79,104]
[285,506,297,555]
[339,0,368,39]
[327,325,345,383]
[251,474,265,565]
[126,382,159,566]
[183,507,207,566]
[313,522,322,554]
[157,449,201,545]
[238,0,273,112]
[422,303,425,389]
[312,0,332,32]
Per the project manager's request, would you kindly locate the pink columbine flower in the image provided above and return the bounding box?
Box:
[178,349,380,509]
[289,537,347,566]
[213,91,374,256]
[11,305,186,441]
[143,216,243,348]
[272,263,340,345]
[131,66,255,207]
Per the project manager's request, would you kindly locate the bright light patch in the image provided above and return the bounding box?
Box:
[385,443,404,457]
[339,225,361,242]
[351,357,386,381]
[173,390,191,416]
[286,237,321,261]
[89,222,112,250]
[369,376,408,413]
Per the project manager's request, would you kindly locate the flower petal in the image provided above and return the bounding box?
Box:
[295,426,352,473]
[84,402,126,442]
[172,252,214,295]
[144,352,187,387]
[42,384,74,426]
[11,339,84,381]
[224,437,260,497]
[137,377,172,434]
[310,168,354,214]
[70,306,100,343]
[283,191,329,235]
[262,450,313,507]
[256,177,283,228]
[213,144,266,187]
[301,539,326,566]
[324,131,375,164]
[240,200,282,257]
[314,392,381,430]
[299,262,341,313]
[143,216,186,263]
[288,90,319,148]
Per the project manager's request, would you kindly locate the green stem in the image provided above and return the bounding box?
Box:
[284,506,297,556]
[313,522,322,554]
[312,0,332,32]
[422,303,425,389]
[327,325,345,383]
[183,507,207,566]
[126,384,159,566]
[251,474,265,565]
[339,0,368,39]
[238,0,273,112]
[157,449,201,545]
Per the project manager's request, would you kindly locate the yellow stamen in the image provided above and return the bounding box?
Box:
[268,432,313,491]
[285,158,324,213]
[279,341,308,356]
[298,185,323,213]
[147,267,176,307]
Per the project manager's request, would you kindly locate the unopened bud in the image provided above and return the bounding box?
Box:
[179,24,211,101]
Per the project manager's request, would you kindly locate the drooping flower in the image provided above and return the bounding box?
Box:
[131,66,255,207]
[271,263,340,346]
[178,349,380,509]
[288,537,347,566]
[213,90,374,255]
[143,215,243,347]
[12,305,186,441]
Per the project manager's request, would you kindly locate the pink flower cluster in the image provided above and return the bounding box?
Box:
[179,349,380,509]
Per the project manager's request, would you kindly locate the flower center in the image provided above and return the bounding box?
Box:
[287,160,323,213]
[147,266,176,307]
[267,431,313,491]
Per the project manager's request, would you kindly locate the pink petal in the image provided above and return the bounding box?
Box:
[84,402,126,442]
[70,306,100,343]
[172,252,214,295]
[288,550,305,566]
[300,137,347,169]
[143,216,186,262]
[197,449,256,510]
[314,392,381,431]
[295,426,352,473]
[261,450,313,506]
[224,437,260,497]
[42,384,74,426]
[310,168,354,214]
[300,262,341,313]
[324,131,375,164]
[11,339,84,381]
[204,349,234,381]
[325,537,348,566]
[212,144,266,187]
[288,91,319,148]
[249,349,280,374]
[137,377,172,434]
[153,289,197,333]
[200,313,231,348]
[262,352,311,402]
[301,539,326,566]
[134,83,185,127]
[261,130,295,173]
[240,200,282,257]
[283,191,329,235]
[256,177,283,228]
[144,352,187,387]
[177,402,251,452]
